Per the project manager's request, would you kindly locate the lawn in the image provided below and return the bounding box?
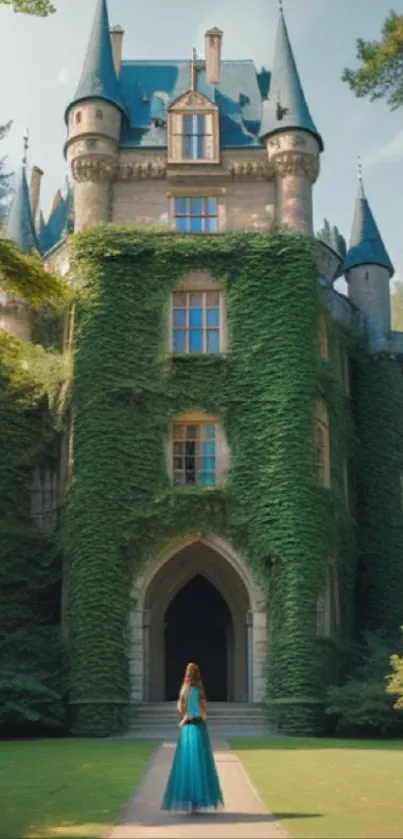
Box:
[230,737,403,839]
[0,738,159,839]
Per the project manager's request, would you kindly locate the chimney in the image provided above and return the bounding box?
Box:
[110,25,124,77]
[29,165,44,232]
[205,27,223,86]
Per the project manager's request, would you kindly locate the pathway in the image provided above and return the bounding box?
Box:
[109,740,289,839]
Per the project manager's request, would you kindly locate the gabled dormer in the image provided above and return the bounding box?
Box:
[167,90,219,164]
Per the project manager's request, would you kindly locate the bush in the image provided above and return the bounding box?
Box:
[0,627,66,735]
[386,627,403,710]
[326,629,403,736]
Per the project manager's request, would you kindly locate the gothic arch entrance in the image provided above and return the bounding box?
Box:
[130,534,268,703]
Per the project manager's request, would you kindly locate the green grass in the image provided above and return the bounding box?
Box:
[0,738,159,839]
[230,738,403,839]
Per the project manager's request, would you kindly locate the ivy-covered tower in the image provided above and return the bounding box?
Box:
[259,7,323,234]
[63,0,127,231]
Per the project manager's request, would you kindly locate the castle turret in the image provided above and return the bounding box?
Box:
[64,0,127,231]
[336,171,394,340]
[2,164,38,341]
[259,6,323,235]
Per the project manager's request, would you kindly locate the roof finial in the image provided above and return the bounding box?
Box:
[357,154,363,183]
[190,47,198,91]
[278,0,284,13]
[22,129,29,169]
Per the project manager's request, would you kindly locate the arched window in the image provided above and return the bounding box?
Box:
[75,110,82,125]
[169,271,225,354]
[317,559,340,637]
[315,400,330,487]
[167,410,229,486]
[30,464,58,530]
[318,315,328,360]
[95,108,103,120]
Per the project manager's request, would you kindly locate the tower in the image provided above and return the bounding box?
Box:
[63,0,127,232]
[3,156,38,341]
[259,6,323,235]
[335,166,394,342]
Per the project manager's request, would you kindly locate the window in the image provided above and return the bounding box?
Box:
[319,315,328,360]
[75,111,82,124]
[180,114,213,160]
[339,344,350,396]
[30,464,58,530]
[174,197,218,234]
[172,422,216,486]
[172,290,220,353]
[95,108,103,119]
[317,560,340,637]
[315,401,330,487]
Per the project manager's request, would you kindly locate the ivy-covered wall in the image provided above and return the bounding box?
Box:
[352,355,403,634]
[0,332,65,732]
[66,226,356,737]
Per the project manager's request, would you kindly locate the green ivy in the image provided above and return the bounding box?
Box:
[64,226,357,737]
[352,355,403,632]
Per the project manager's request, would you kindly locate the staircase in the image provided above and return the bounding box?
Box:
[127,702,277,739]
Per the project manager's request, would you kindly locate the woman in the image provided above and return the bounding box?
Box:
[161,662,224,814]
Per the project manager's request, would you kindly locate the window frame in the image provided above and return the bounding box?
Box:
[166,411,229,486]
[167,272,226,355]
[173,196,218,234]
[315,400,330,488]
[167,94,219,164]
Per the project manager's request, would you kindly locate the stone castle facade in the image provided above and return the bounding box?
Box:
[2,0,402,714]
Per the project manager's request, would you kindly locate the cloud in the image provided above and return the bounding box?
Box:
[363,131,403,168]
[56,68,69,84]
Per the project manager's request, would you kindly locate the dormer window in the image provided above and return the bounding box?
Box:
[168,91,219,164]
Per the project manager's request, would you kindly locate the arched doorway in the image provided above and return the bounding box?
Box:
[164,574,231,700]
[130,534,268,704]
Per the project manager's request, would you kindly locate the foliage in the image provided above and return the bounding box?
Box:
[0,0,55,15]
[317,219,346,258]
[0,121,12,228]
[342,12,403,109]
[391,282,403,331]
[65,225,355,736]
[326,630,403,735]
[351,355,403,632]
[0,238,68,306]
[0,331,64,734]
[386,627,403,710]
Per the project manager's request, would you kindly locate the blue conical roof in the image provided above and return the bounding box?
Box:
[5,167,38,254]
[336,180,394,279]
[65,0,126,123]
[259,11,323,150]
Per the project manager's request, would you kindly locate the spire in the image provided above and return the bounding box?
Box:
[65,0,126,123]
[336,163,394,278]
[5,134,38,254]
[259,6,323,149]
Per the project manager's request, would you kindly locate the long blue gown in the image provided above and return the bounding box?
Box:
[161,686,224,812]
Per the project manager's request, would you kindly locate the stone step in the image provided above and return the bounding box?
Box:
[127,701,277,738]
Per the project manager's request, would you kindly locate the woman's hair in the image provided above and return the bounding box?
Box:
[178,662,206,714]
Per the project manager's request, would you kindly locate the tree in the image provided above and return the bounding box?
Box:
[391,283,403,331]
[0,122,12,229]
[342,12,403,110]
[386,629,403,710]
[0,0,55,15]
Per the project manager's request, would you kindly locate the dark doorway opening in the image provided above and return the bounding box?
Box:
[164,574,231,701]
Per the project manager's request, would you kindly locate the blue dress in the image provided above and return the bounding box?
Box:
[161,686,224,812]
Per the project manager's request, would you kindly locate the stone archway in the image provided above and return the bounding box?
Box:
[129,533,268,703]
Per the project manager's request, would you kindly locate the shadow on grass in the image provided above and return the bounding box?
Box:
[133,811,322,827]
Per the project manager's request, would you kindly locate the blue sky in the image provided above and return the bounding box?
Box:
[0,0,401,284]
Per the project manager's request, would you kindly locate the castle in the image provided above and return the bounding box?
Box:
[2,0,403,736]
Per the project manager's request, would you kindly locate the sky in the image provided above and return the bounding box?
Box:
[0,0,402,285]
